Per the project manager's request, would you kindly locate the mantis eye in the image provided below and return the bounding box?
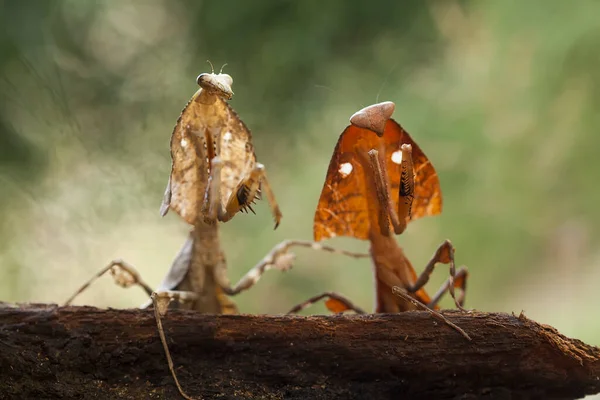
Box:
[196,73,207,86]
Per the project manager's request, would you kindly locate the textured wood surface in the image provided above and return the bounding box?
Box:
[0,303,598,399]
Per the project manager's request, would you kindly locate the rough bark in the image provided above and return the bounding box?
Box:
[0,303,598,400]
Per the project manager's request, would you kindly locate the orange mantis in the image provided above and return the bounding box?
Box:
[288,101,468,315]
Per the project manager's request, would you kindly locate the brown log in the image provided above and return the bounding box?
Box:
[0,303,598,400]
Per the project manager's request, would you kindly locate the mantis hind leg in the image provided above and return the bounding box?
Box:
[214,239,368,297]
[426,266,468,309]
[407,239,468,311]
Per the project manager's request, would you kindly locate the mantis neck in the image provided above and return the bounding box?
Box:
[195,88,219,105]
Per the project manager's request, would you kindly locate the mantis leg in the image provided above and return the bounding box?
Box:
[64,235,196,308]
[426,266,468,309]
[206,157,282,229]
[151,291,199,400]
[364,144,414,236]
[406,239,467,311]
[286,292,366,315]
[63,260,153,306]
[392,287,471,341]
[214,240,369,296]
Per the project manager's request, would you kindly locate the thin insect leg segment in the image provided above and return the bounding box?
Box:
[427,266,468,309]
[365,149,407,235]
[286,292,367,315]
[249,163,283,229]
[392,287,471,341]
[151,292,197,400]
[63,260,153,306]
[214,240,369,296]
[446,246,466,311]
[406,240,466,311]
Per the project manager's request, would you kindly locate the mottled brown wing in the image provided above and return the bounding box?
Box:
[166,89,212,225]
[216,98,257,207]
[313,119,442,242]
[385,119,442,221]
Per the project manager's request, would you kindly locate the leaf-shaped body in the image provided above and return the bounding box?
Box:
[314,117,441,242]
[313,102,443,313]
[164,87,257,225]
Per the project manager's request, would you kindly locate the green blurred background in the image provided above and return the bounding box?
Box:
[1,0,599,350]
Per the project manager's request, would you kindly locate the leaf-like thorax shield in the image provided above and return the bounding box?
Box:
[313,105,442,242]
[163,83,257,225]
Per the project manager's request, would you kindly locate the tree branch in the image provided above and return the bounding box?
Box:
[0,303,598,399]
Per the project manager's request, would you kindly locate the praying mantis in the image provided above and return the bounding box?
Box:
[63,60,471,399]
[63,65,368,399]
[287,101,469,316]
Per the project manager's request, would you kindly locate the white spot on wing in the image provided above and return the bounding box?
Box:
[339,162,353,177]
[181,138,188,147]
[223,131,233,141]
[391,150,402,164]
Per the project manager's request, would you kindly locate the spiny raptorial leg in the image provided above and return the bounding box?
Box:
[63,260,153,306]
[397,144,415,221]
[406,239,467,312]
[205,156,282,229]
[151,291,199,400]
[365,144,414,236]
[247,163,282,229]
[213,240,370,296]
[286,292,367,315]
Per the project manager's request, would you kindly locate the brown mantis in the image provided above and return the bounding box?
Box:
[287,102,469,326]
[64,65,369,399]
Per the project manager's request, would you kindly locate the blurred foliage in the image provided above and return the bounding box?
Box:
[1,0,600,352]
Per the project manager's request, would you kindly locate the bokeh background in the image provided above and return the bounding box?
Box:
[1,0,599,355]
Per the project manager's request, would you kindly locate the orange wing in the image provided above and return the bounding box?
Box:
[314,118,442,242]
